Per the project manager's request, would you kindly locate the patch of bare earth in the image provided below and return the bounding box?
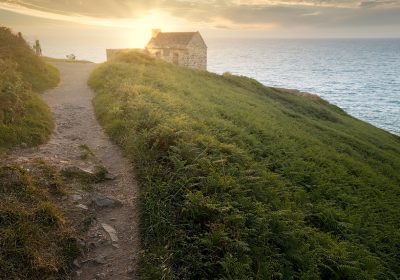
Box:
[4,62,140,280]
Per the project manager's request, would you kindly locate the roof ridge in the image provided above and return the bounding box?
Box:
[146,31,206,49]
[160,31,197,33]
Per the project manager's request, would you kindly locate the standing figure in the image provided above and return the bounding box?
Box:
[33,40,42,56]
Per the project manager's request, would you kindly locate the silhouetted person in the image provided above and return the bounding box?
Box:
[33,40,42,56]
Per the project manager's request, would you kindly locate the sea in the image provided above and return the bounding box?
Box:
[43,38,400,135]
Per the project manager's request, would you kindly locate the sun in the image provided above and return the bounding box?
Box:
[122,10,192,48]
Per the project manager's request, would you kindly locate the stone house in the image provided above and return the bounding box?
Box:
[145,29,207,70]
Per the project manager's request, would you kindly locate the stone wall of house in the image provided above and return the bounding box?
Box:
[146,33,207,70]
[184,47,207,70]
[147,48,186,66]
[107,47,206,70]
[150,47,206,70]
[184,34,207,70]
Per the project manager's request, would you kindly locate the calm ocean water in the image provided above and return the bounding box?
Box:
[208,39,400,136]
[43,38,400,135]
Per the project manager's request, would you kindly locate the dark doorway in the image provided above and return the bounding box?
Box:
[173,53,179,64]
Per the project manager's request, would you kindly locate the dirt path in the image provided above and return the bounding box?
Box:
[10,62,140,279]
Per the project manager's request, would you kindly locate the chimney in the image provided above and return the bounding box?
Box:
[152,29,161,38]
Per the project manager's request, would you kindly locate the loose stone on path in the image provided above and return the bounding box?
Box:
[94,193,122,208]
[101,223,119,243]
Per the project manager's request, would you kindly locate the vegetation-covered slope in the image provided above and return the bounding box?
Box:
[0,162,79,279]
[0,26,58,151]
[89,51,400,279]
[0,27,76,279]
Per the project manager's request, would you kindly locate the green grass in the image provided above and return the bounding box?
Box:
[0,163,79,279]
[0,26,59,152]
[89,51,400,279]
[0,27,73,279]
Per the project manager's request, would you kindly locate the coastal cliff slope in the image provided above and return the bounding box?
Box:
[89,51,400,279]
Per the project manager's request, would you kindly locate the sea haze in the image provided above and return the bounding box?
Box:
[208,38,400,135]
[41,37,400,135]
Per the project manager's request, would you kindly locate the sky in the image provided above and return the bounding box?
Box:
[1,0,399,59]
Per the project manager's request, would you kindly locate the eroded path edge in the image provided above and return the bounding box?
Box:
[9,62,140,280]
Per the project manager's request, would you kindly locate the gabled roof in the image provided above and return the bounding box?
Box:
[146,32,206,49]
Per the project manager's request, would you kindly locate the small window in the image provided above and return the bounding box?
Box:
[155,51,161,58]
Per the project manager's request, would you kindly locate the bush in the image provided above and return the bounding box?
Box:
[0,26,58,151]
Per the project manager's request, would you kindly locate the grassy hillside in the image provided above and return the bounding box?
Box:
[89,51,400,279]
[0,27,79,279]
[0,162,79,279]
[0,26,59,152]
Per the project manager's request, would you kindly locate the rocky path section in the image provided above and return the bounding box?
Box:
[8,62,140,280]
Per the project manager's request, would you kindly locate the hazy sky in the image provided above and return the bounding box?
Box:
[1,0,400,56]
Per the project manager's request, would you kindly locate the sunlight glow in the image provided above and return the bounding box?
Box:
[0,3,191,47]
[123,10,192,47]
[233,0,357,8]
[0,3,185,29]
[210,16,277,30]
